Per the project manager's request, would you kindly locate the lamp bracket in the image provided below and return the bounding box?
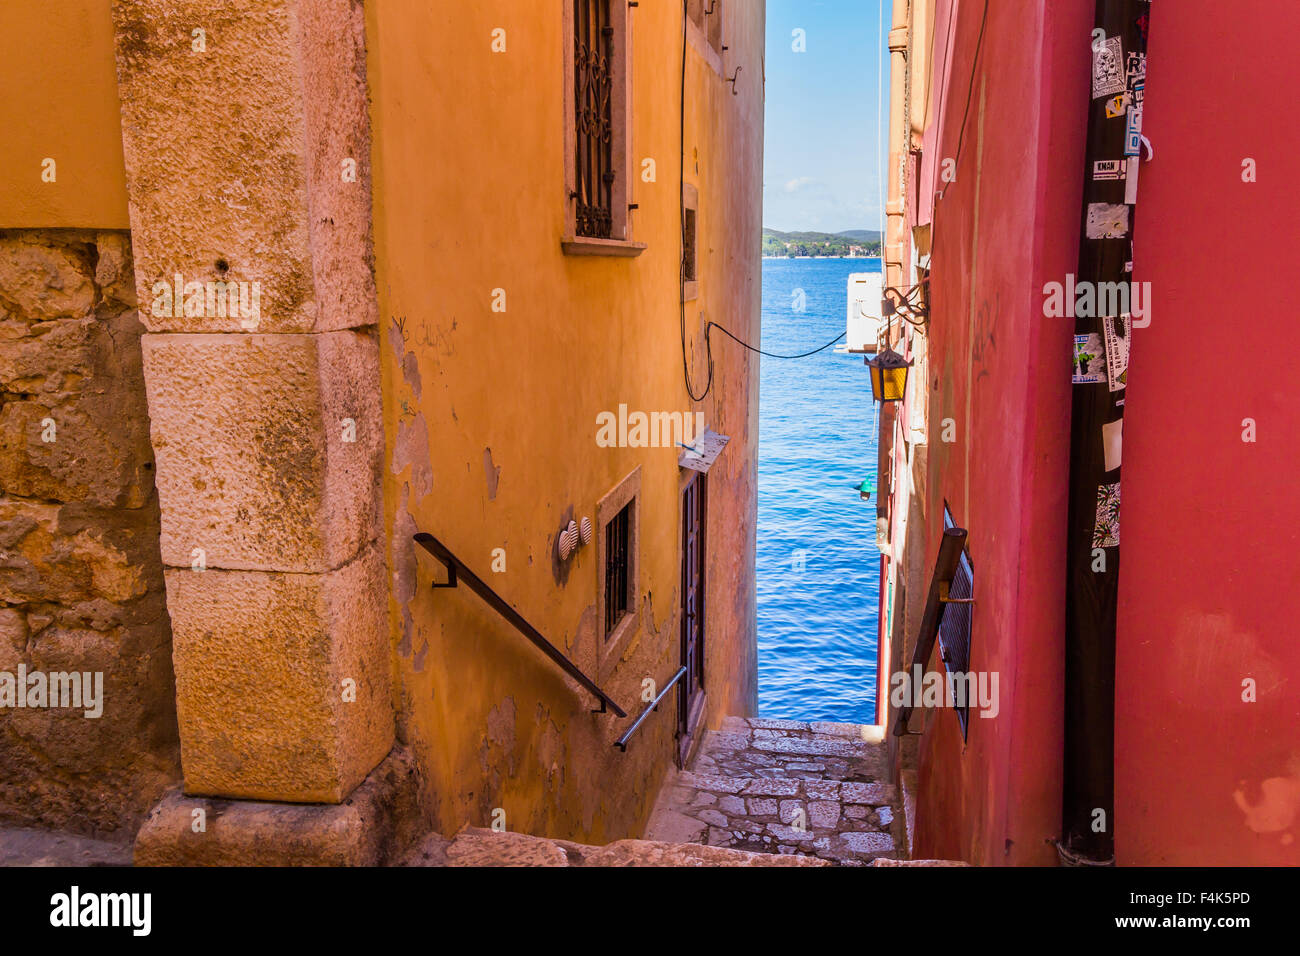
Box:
[938,581,974,605]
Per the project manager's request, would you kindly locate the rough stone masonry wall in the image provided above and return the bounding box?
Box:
[0,228,180,836]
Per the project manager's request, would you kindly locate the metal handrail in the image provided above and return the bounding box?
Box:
[614,666,687,752]
[413,532,627,717]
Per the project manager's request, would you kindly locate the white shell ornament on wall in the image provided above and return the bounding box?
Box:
[579,516,593,546]
[558,520,579,561]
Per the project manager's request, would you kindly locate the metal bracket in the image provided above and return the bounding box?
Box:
[938,581,974,605]
[429,559,458,589]
[892,717,927,737]
[726,66,741,95]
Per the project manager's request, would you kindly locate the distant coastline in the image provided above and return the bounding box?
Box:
[761,254,882,260]
[762,227,883,259]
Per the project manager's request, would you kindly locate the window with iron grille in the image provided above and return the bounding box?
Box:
[596,467,640,680]
[574,0,616,238]
[939,505,974,739]
[604,502,632,638]
[565,0,637,252]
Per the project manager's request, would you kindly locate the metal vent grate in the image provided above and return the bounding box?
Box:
[938,506,974,739]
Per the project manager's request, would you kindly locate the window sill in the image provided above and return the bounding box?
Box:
[562,236,647,258]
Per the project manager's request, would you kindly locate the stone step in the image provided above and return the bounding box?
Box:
[693,722,890,785]
[645,715,904,865]
[721,716,881,739]
[647,773,900,865]
[0,827,133,867]
[402,826,830,866]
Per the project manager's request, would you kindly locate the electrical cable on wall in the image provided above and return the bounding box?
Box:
[936,0,990,205]
[922,0,989,308]
[679,0,709,401]
[677,1,843,401]
[709,321,845,360]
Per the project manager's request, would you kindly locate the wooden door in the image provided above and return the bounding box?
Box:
[678,474,706,764]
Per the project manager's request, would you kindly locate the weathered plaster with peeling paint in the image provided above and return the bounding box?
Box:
[368,0,765,843]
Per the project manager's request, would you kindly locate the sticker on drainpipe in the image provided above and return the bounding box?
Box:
[1093,482,1121,550]
[1102,419,1123,473]
[1073,333,1106,384]
[1103,313,1130,392]
[1092,36,1126,99]
[1086,203,1130,240]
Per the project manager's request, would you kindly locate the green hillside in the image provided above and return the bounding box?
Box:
[762,228,882,258]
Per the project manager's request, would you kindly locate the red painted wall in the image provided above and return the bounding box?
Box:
[900,0,1300,865]
[1115,0,1300,865]
[899,0,1091,866]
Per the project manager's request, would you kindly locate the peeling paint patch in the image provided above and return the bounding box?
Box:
[480,696,519,790]
[402,350,422,398]
[388,315,408,361]
[572,602,597,669]
[1234,758,1300,842]
[483,447,501,500]
[393,411,433,498]
[393,485,418,658]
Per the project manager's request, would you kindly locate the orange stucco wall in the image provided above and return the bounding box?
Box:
[0,1,129,228]
[367,0,765,843]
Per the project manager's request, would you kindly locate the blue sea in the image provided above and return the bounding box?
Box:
[756,257,881,724]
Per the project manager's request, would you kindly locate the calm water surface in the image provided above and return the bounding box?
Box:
[756,257,881,723]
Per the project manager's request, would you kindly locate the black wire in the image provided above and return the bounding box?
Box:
[676,0,863,397]
[679,0,713,402]
[707,322,845,359]
[935,0,982,204]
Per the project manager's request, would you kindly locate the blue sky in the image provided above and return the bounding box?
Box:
[763,0,889,234]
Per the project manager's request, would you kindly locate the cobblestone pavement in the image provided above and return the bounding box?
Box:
[645,717,903,865]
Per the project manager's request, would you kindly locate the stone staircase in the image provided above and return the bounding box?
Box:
[645,716,905,865]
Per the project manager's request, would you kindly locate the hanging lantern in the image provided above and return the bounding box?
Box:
[866,345,912,403]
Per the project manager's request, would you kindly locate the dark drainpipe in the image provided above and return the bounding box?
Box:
[1060,0,1151,866]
